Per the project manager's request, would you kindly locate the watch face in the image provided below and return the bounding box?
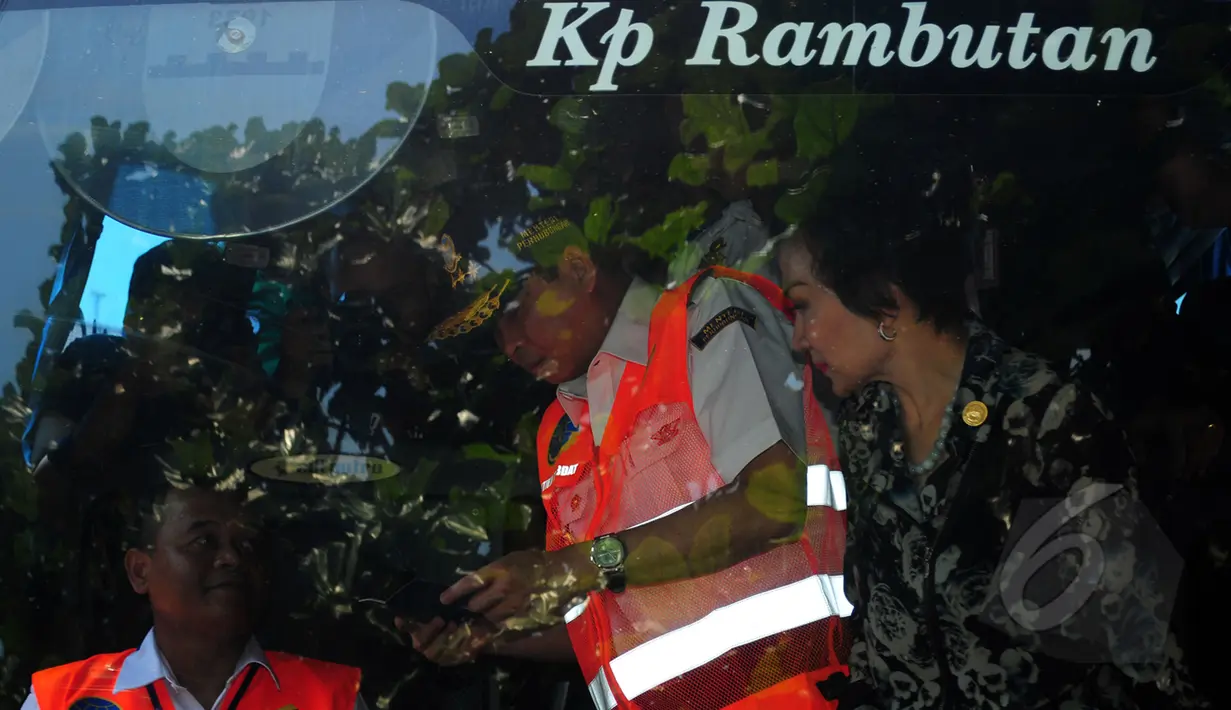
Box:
[591,536,625,568]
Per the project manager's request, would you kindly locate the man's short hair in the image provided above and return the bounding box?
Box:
[127,473,252,550]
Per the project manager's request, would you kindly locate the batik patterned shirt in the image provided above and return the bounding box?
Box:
[838,323,1204,709]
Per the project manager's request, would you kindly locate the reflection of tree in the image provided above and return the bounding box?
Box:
[0,28,967,710]
[0,48,556,705]
[3,2,1226,706]
[50,113,383,239]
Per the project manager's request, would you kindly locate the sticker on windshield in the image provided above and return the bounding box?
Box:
[223,243,271,269]
[249,454,401,484]
[438,113,480,139]
[143,2,335,174]
[217,15,258,54]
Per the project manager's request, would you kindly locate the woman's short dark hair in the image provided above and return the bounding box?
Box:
[796,122,976,335]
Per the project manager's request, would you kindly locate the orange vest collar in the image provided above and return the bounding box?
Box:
[32,649,361,710]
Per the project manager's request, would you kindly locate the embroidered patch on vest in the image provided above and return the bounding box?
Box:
[691,307,757,350]
[546,414,579,466]
[651,419,681,445]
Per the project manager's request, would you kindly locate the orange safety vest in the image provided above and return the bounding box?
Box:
[31,648,361,710]
[536,267,850,710]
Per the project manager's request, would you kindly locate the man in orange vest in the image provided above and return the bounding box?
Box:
[407,219,850,709]
[21,482,366,710]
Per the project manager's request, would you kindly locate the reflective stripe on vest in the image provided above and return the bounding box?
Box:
[582,574,854,710]
[806,464,848,511]
[536,267,850,710]
[626,463,847,528]
[569,465,853,710]
[31,649,361,710]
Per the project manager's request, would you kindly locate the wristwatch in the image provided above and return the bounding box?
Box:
[589,534,627,593]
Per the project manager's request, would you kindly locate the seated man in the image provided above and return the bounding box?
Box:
[22,240,301,661]
[21,480,367,710]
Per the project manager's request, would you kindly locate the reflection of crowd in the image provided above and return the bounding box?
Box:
[15,94,1231,710]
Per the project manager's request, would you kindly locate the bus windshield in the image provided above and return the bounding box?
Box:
[0,2,1228,709]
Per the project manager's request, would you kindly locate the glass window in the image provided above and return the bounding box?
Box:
[1,2,1229,709]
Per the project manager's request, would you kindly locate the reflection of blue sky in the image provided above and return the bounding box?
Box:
[478,183,539,274]
[414,0,513,43]
[37,1,445,152]
[81,218,168,332]
[5,0,515,39]
[481,221,523,273]
[0,10,48,150]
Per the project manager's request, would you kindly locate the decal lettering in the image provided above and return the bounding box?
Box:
[526,1,1157,93]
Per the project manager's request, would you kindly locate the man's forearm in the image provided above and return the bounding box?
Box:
[560,443,806,589]
[488,623,573,662]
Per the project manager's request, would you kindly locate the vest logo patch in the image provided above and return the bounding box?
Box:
[652,419,682,445]
[542,463,580,491]
[691,307,757,350]
[546,415,580,466]
[69,699,121,710]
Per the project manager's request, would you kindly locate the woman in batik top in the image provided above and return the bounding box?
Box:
[776,153,1203,709]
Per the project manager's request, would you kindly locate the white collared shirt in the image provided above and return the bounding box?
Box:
[22,629,369,710]
[556,275,811,484]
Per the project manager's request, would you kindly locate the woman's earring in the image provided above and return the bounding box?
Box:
[878,321,897,342]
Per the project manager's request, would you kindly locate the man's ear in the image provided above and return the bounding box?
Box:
[125,547,153,595]
[558,245,598,293]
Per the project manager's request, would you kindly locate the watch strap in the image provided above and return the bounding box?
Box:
[601,567,627,594]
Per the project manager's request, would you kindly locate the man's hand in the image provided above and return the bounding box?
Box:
[440,446,804,631]
[398,616,577,664]
[442,548,599,631]
[396,617,497,666]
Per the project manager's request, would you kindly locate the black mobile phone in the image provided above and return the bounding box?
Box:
[358,579,481,625]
